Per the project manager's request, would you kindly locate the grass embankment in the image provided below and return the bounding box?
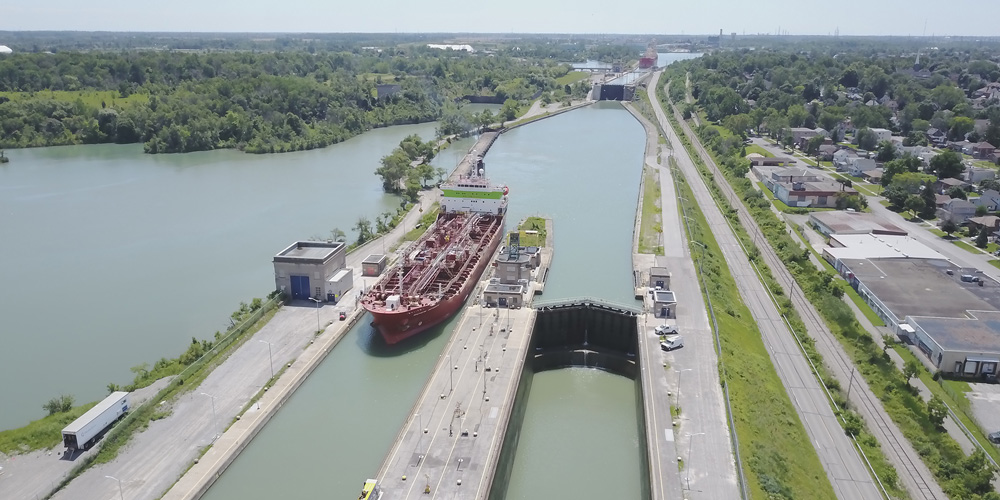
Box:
[401,202,441,242]
[745,144,773,158]
[555,71,589,86]
[954,240,985,254]
[638,165,663,254]
[517,216,547,247]
[671,160,839,500]
[0,90,149,109]
[662,72,995,498]
[0,403,98,454]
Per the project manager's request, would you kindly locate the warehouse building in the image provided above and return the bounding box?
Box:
[273,241,351,301]
[808,211,907,237]
[840,257,1000,376]
[823,234,943,273]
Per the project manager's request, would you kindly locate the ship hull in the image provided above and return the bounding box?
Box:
[367,215,504,345]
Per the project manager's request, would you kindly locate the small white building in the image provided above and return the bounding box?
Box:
[652,290,677,319]
[273,241,348,301]
[870,128,892,143]
[846,157,877,177]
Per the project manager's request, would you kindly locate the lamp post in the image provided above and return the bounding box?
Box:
[686,432,706,490]
[200,392,218,440]
[105,475,124,500]
[309,297,322,333]
[446,354,453,394]
[258,340,274,380]
[677,368,693,406]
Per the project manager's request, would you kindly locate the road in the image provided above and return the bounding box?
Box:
[624,101,738,500]
[647,72,885,500]
[660,75,947,500]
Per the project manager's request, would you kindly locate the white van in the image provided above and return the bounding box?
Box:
[660,336,684,351]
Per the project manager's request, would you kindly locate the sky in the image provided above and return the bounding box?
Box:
[4,0,1000,37]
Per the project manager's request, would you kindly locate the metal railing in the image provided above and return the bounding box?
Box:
[532,296,642,314]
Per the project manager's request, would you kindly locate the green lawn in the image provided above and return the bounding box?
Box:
[0,90,149,109]
[517,216,548,247]
[990,260,1000,269]
[638,166,663,254]
[928,228,947,237]
[0,402,98,454]
[745,144,773,158]
[555,71,589,86]
[953,240,985,254]
[675,165,838,500]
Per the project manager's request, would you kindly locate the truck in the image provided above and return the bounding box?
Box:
[62,391,129,452]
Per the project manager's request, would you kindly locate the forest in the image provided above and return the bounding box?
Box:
[0,46,574,153]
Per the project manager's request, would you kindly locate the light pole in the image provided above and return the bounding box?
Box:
[200,392,218,440]
[309,297,322,333]
[258,340,274,380]
[677,368,693,406]
[686,432,706,490]
[105,475,124,500]
[446,354,453,394]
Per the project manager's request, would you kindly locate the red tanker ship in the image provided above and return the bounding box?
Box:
[361,159,508,344]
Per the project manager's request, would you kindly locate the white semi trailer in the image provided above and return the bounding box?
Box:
[61,391,130,451]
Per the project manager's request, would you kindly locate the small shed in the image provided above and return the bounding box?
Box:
[362,254,388,277]
[652,290,677,319]
[649,266,671,290]
[484,283,524,308]
[325,268,354,303]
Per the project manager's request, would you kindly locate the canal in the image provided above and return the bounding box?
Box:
[200,102,647,500]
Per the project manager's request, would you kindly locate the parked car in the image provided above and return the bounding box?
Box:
[989,431,1000,444]
[660,336,684,351]
[655,324,678,335]
[339,311,347,321]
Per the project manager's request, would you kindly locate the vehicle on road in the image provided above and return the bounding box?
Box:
[660,336,684,351]
[989,431,1000,444]
[339,311,347,321]
[357,479,382,499]
[655,324,678,335]
[62,391,129,452]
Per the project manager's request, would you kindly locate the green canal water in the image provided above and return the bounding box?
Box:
[201,102,647,499]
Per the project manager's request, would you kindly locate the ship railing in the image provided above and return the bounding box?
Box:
[532,296,642,314]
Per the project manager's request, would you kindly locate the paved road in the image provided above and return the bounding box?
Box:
[624,101,738,500]
[662,75,949,500]
[647,72,885,500]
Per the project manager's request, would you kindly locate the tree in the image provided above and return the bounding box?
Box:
[920,181,938,219]
[930,150,965,179]
[977,227,989,248]
[722,113,752,139]
[43,394,75,416]
[805,135,826,155]
[884,185,909,208]
[941,218,959,236]
[477,109,494,131]
[903,359,920,385]
[931,84,966,111]
[329,228,346,242]
[500,99,519,121]
[949,116,975,141]
[354,216,373,245]
[977,204,990,216]
[927,396,948,429]
[981,178,1000,193]
[856,127,878,150]
[904,195,926,219]
[875,141,897,162]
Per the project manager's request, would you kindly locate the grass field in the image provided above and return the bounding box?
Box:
[674,167,837,500]
[638,165,662,254]
[0,90,149,109]
[517,216,547,247]
[0,402,98,454]
[555,71,589,86]
[744,144,773,158]
[401,203,441,242]
[990,260,1000,269]
[953,240,984,254]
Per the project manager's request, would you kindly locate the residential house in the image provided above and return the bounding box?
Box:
[964,166,997,184]
[935,194,953,209]
[790,127,824,146]
[861,168,884,184]
[773,179,857,208]
[948,141,973,154]
[833,149,858,171]
[974,82,1000,101]
[375,84,402,100]
[870,128,892,143]
[926,128,947,146]
[837,119,856,137]
[846,157,878,177]
[973,142,997,160]
[937,198,977,223]
[968,215,1000,236]
[817,144,839,161]
[973,189,1000,211]
[935,177,968,194]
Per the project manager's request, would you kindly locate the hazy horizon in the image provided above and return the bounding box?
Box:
[5,0,1000,38]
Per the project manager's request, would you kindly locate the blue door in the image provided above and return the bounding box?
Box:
[290,275,310,299]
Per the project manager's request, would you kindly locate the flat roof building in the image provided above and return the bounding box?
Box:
[823,234,944,272]
[273,241,347,300]
[809,211,907,237]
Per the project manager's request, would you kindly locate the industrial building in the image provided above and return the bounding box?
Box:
[273,241,353,301]
[808,211,907,237]
[840,257,1000,376]
[649,266,671,290]
[822,234,944,273]
[483,283,525,308]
